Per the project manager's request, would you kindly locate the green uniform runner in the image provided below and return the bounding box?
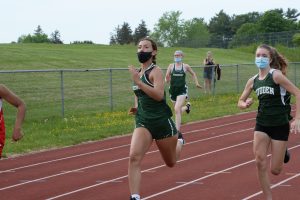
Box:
[169,64,188,101]
[132,63,177,140]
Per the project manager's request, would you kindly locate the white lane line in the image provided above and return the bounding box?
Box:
[187,128,252,145]
[185,118,254,134]
[60,170,85,173]
[143,145,300,200]
[0,156,128,191]
[273,184,291,187]
[143,160,255,200]
[19,180,46,183]
[45,141,253,200]
[0,144,130,174]
[205,171,231,174]
[95,180,122,183]
[242,172,300,200]
[176,181,203,185]
[0,117,255,173]
[0,170,15,173]
[0,128,252,191]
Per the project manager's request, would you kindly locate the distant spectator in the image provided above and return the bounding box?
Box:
[203,51,215,94]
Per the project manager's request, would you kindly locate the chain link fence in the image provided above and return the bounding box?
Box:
[178,30,300,48]
[1,62,299,119]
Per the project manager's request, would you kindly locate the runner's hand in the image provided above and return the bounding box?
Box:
[128,107,137,115]
[290,118,300,134]
[12,128,23,142]
[196,83,202,89]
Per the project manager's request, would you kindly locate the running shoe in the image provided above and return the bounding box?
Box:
[186,102,191,114]
[130,196,140,200]
[178,131,185,144]
[284,149,290,163]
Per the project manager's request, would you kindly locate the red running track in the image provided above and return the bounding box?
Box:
[0,111,299,200]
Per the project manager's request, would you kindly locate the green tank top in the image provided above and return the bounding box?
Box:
[133,63,172,122]
[253,69,289,126]
[170,63,186,91]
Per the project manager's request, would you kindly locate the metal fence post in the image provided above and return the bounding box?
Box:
[236,64,239,93]
[294,63,297,86]
[109,68,113,111]
[60,70,65,118]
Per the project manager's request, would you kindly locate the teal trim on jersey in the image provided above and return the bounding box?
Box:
[132,63,173,123]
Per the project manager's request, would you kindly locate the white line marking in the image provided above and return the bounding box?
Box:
[242,172,300,200]
[176,181,203,185]
[0,117,255,173]
[60,170,84,173]
[0,170,15,173]
[286,172,298,176]
[185,118,255,135]
[0,128,252,191]
[144,170,156,173]
[19,180,46,183]
[273,184,291,187]
[143,159,255,199]
[205,171,231,174]
[142,145,300,200]
[0,157,128,191]
[0,144,130,174]
[95,180,122,183]
[45,141,253,200]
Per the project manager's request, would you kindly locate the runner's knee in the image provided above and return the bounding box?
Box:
[129,152,143,166]
[271,166,282,175]
[254,153,268,170]
[165,160,176,168]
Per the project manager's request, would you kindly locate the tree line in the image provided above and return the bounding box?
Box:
[16,8,300,48]
[110,8,300,48]
[17,25,63,44]
[16,25,94,45]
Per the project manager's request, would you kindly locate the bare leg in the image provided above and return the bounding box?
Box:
[174,95,187,132]
[270,140,287,175]
[253,131,272,200]
[208,79,212,93]
[204,79,211,94]
[128,128,153,196]
[155,134,183,167]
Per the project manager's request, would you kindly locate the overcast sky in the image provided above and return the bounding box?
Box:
[0,0,299,44]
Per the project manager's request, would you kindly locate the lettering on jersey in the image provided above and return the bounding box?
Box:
[255,86,275,96]
[172,74,184,77]
[132,85,139,91]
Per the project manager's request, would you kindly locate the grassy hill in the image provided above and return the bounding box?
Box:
[0,43,257,70]
[1,43,299,71]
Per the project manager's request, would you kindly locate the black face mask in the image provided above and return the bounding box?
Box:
[137,51,152,63]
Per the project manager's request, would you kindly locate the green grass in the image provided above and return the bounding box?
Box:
[4,93,258,157]
[0,43,264,70]
[1,43,299,157]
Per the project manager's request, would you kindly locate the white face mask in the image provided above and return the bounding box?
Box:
[174,57,182,63]
[255,57,269,69]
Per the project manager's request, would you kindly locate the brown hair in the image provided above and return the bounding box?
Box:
[138,37,158,64]
[258,44,288,75]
